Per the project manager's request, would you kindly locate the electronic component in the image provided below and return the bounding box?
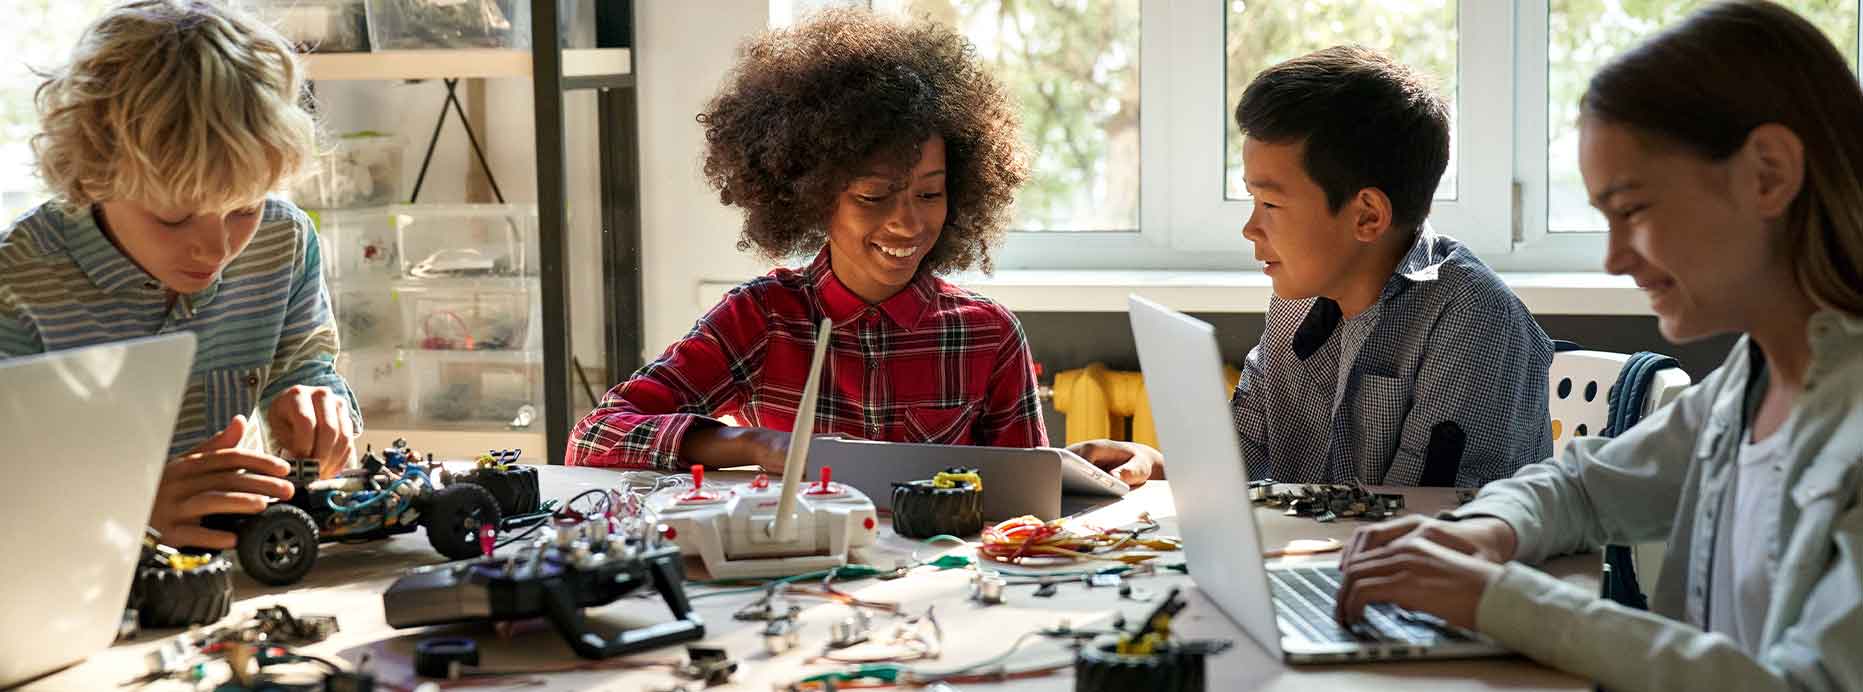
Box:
[676,647,737,686]
[1074,588,1233,692]
[382,515,703,660]
[1250,483,1406,522]
[641,319,878,579]
[973,574,1006,605]
[414,638,479,679]
[889,467,983,539]
[201,440,544,586]
[763,608,803,656]
[828,609,873,649]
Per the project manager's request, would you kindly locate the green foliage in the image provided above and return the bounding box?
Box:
[906,0,1141,232]
[1224,0,1460,200]
[1547,0,1858,230]
[0,0,115,221]
[913,1,1858,235]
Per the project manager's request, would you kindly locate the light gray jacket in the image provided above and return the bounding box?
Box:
[1455,310,1863,691]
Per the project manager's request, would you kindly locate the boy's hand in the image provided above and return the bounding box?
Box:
[149,415,295,549]
[266,385,355,479]
[1067,439,1164,487]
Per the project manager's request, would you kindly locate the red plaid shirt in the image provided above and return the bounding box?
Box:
[566,250,1048,469]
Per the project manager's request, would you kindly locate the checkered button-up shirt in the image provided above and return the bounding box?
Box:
[1231,226,1553,487]
[567,250,1048,469]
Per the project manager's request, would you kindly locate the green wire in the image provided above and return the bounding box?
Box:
[685,564,889,600]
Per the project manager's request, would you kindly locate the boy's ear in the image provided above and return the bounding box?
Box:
[1349,187,1394,244]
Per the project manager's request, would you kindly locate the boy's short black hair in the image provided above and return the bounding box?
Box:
[1235,45,1450,233]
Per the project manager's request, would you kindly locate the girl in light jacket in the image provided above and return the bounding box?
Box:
[1332,2,1863,690]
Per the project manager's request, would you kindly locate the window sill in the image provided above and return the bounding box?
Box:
[944,269,1652,316]
[698,270,1649,316]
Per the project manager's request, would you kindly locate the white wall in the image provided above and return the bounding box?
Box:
[635,0,772,358]
[313,80,474,204]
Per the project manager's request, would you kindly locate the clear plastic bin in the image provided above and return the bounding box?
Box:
[393,204,534,279]
[331,287,406,351]
[290,133,404,210]
[400,282,533,352]
[335,349,412,421]
[241,0,371,53]
[406,351,542,429]
[366,0,531,50]
[309,207,398,281]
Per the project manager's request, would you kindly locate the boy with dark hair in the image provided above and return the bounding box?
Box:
[1231,45,1551,487]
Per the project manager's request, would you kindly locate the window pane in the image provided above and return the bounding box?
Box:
[904,0,1140,232]
[1224,0,1459,201]
[1547,1,1859,232]
[0,1,115,222]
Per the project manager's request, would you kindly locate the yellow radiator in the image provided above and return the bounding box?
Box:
[1051,363,1240,447]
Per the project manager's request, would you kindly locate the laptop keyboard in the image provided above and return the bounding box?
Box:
[1268,566,1472,645]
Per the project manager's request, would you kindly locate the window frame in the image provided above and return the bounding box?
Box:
[892,0,1863,273]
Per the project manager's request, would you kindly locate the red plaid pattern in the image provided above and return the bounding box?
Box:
[567,250,1048,469]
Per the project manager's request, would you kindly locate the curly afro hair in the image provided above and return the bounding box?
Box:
[697,8,1030,275]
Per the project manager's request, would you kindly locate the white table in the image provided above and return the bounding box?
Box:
[33,466,1594,691]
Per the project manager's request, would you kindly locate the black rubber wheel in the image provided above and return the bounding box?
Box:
[456,466,541,516]
[890,473,984,539]
[424,484,501,560]
[236,504,321,586]
[1074,636,1225,692]
[130,556,233,627]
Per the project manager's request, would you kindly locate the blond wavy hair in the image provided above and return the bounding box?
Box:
[32,0,315,214]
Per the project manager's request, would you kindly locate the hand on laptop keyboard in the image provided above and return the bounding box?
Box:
[1332,527,1505,632]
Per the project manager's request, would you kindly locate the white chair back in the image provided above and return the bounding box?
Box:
[1548,350,1692,461]
[1547,348,1693,594]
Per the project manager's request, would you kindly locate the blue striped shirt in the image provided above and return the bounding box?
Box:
[0,198,360,457]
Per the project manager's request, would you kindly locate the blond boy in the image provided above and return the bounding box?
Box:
[0,0,358,548]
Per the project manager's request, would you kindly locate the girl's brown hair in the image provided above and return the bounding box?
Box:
[1583,0,1863,316]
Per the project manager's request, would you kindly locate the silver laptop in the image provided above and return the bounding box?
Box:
[805,438,1128,521]
[0,333,197,686]
[1129,295,1506,663]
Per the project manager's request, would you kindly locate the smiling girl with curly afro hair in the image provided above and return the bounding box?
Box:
[698,6,1027,276]
[567,8,1164,485]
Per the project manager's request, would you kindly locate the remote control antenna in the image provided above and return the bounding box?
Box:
[771,317,832,541]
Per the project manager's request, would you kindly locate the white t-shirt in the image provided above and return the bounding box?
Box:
[1708,425,1791,654]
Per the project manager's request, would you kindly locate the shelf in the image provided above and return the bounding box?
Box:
[327,275,543,291]
[304,48,632,83]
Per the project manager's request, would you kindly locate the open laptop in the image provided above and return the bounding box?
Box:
[0,333,197,686]
[1129,295,1507,663]
[805,438,1128,521]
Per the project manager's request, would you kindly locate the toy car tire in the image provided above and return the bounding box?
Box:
[130,556,233,628]
[425,483,502,560]
[456,466,541,517]
[1074,636,1210,692]
[236,504,321,586]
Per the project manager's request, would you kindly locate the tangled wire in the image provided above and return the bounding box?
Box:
[977,513,1180,565]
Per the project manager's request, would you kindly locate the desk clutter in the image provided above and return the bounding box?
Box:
[110,455,1233,692]
[1247,479,1408,523]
